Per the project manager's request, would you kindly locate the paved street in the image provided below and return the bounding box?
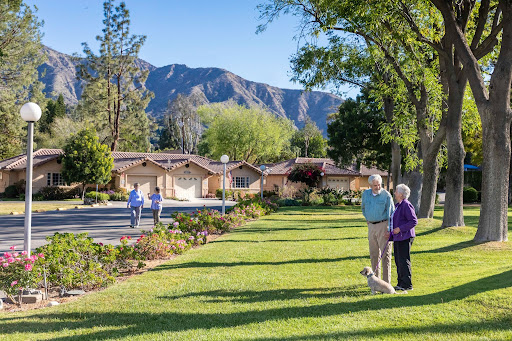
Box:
[0,199,235,253]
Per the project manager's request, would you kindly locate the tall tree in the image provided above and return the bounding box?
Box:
[259,0,446,217]
[39,94,67,135]
[61,127,114,199]
[162,93,205,154]
[198,102,294,163]
[0,1,44,159]
[427,0,510,242]
[75,0,153,152]
[290,118,327,158]
[327,89,391,171]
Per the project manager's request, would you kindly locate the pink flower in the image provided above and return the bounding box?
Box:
[9,246,16,251]
[7,257,14,263]
[4,252,11,258]
[21,251,28,256]
[38,253,44,259]
[2,263,8,268]
[10,280,18,287]
[25,263,33,271]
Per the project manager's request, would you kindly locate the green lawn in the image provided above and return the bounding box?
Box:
[0,201,81,215]
[1,206,511,340]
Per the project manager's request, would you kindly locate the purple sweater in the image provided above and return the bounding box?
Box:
[390,199,417,241]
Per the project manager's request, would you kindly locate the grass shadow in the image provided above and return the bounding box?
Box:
[2,269,511,340]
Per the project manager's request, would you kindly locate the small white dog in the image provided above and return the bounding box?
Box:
[360,266,401,294]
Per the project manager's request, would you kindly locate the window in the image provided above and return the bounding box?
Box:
[47,173,65,186]
[234,176,250,188]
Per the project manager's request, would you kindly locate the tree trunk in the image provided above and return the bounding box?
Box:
[391,141,401,192]
[382,93,401,192]
[418,149,439,218]
[442,81,466,227]
[475,109,510,242]
[509,144,512,205]
[403,170,422,213]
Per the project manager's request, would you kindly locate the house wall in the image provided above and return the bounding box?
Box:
[0,171,13,192]
[208,166,261,194]
[356,175,392,191]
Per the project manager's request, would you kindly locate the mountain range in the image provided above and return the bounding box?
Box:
[37,46,343,133]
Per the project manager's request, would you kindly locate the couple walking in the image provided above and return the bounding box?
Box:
[126,183,164,228]
[361,174,418,291]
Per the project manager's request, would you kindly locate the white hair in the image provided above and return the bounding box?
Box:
[368,174,382,185]
[396,184,411,199]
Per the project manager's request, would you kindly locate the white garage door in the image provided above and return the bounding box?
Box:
[174,176,202,200]
[127,175,157,197]
[327,177,350,191]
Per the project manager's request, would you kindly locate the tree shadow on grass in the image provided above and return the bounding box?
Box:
[210,236,365,244]
[2,269,511,340]
[157,285,369,303]
[233,224,364,234]
[413,240,477,254]
[150,254,368,271]
[248,315,512,340]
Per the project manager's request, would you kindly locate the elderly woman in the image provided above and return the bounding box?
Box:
[390,184,418,291]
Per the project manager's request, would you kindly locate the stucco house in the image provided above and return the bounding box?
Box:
[0,150,391,199]
[0,149,264,200]
[262,157,362,192]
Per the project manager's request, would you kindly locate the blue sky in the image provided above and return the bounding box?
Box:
[26,0,357,97]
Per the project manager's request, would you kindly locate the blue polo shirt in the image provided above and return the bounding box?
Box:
[361,189,394,229]
[127,189,144,208]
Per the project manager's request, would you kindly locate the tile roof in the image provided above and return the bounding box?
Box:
[0,149,63,170]
[351,164,389,176]
[1,150,386,178]
[263,158,361,176]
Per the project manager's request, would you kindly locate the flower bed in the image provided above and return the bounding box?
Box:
[0,198,277,307]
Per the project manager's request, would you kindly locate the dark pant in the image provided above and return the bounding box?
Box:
[393,237,414,289]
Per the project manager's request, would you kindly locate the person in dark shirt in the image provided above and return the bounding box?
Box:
[390,183,418,291]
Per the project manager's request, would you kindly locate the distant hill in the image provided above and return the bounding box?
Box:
[37,46,343,133]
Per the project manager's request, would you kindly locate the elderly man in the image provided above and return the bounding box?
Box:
[361,174,394,284]
[127,182,144,228]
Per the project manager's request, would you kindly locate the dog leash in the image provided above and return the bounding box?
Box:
[374,239,390,274]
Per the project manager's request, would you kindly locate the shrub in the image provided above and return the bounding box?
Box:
[85,191,110,202]
[109,192,128,201]
[37,186,66,200]
[277,198,301,206]
[216,188,234,200]
[35,233,116,290]
[318,187,337,205]
[0,246,45,304]
[463,187,478,203]
[3,185,20,198]
[287,163,324,187]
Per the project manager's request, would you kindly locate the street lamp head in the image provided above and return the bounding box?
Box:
[20,102,42,122]
[220,155,229,164]
[320,172,325,176]
[260,165,266,171]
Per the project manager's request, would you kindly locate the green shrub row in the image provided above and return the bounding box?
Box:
[0,198,278,304]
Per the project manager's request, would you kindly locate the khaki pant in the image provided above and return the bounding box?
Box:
[152,208,162,225]
[367,220,392,284]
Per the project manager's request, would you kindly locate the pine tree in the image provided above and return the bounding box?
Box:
[0,2,45,159]
[75,0,153,152]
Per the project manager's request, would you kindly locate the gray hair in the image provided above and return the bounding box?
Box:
[396,184,411,199]
[368,174,382,185]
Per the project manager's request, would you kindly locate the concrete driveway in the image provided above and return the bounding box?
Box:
[0,198,236,253]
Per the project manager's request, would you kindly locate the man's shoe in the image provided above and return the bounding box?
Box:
[130,225,134,228]
[403,287,413,291]
[394,285,405,291]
